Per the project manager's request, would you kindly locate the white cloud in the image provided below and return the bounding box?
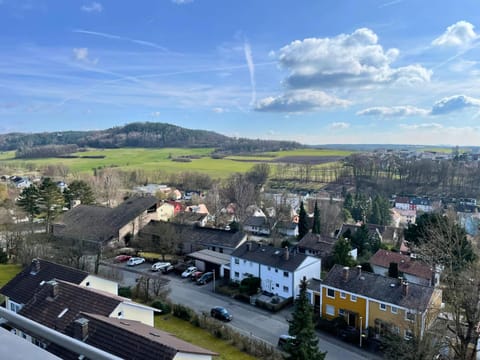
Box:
[172,0,193,4]
[244,40,256,105]
[212,107,225,113]
[72,48,98,65]
[277,28,431,89]
[255,90,350,113]
[431,94,480,115]
[449,59,477,72]
[330,122,350,129]
[399,123,444,130]
[432,21,477,47]
[81,2,103,13]
[357,105,429,117]
[151,111,160,117]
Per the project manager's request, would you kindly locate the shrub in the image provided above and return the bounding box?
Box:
[239,277,260,295]
[118,287,132,298]
[151,300,171,314]
[173,304,192,321]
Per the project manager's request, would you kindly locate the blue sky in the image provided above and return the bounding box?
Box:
[1,0,480,145]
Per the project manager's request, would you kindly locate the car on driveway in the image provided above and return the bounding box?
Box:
[190,271,203,281]
[151,262,173,272]
[210,306,232,321]
[126,257,146,266]
[196,272,213,285]
[181,266,197,278]
[277,335,297,350]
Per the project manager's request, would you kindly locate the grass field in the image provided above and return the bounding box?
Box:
[154,315,256,360]
[0,147,351,178]
[0,264,22,288]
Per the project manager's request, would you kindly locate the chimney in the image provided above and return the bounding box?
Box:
[246,242,251,251]
[342,266,350,282]
[284,246,289,261]
[402,281,409,296]
[73,318,89,341]
[356,264,362,277]
[31,258,41,274]
[47,280,59,298]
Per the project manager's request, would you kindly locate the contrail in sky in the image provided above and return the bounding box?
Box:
[244,40,256,106]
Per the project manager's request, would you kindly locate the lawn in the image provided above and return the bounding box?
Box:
[154,315,256,360]
[0,264,22,288]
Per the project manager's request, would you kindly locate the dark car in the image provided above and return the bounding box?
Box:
[277,335,297,350]
[196,272,213,285]
[210,306,232,321]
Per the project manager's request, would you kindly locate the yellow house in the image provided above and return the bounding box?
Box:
[309,264,442,341]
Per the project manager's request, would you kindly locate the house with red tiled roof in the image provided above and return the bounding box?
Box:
[369,249,439,287]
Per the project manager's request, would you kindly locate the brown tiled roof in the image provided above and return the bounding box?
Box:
[369,249,433,280]
[297,233,336,257]
[19,280,123,333]
[231,242,309,272]
[48,313,217,360]
[0,259,88,305]
[323,264,434,311]
[53,195,158,243]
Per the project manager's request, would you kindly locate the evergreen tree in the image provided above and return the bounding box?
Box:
[351,224,370,256]
[38,178,65,233]
[285,277,327,360]
[64,180,95,207]
[311,201,321,234]
[343,192,354,211]
[333,237,354,267]
[17,185,40,226]
[297,201,309,240]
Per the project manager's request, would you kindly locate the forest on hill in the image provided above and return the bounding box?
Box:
[0,122,301,158]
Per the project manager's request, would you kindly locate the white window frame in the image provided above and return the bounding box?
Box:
[351,294,357,302]
[326,288,335,299]
[234,271,239,278]
[283,286,289,292]
[234,258,239,264]
[379,303,387,311]
[404,329,413,340]
[326,305,335,316]
[405,311,415,322]
[340,292,346,299]
[391,306,398,314]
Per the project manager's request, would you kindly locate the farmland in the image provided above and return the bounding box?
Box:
[0,147,352,178]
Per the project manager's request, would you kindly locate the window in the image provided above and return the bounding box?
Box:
[276,283,279,288]
[234,258,239,265]
[283,271,289,277]
[327,288,335,298]
[391,306,398,314]
[351,295,357,302]
[268,266,271,271]
[326,305,335,316]
[85,281,90,287]
[234,271,239,278]
[406,312,415,321]
[379,303,387,311]
[283,286,289,292]
[340,292,346,299]
[404,330,413,340]
[339,309,345,316]
[243,259,246,264]
[117,311,124,318]
[275,268,278,273]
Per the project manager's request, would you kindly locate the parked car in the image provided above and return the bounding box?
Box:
[196,272,213,285]
[181,266,197,278]
[151,262,172,272]
[277,335,297,350]
[114,254,132,263]
[190,271,203,281]
[126,257,146,266]
[210,306,232,321]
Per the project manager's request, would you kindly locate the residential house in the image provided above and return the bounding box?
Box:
[52,195,160,247]
[10,176,31,189]
[173,211,208,227]
[157,201,175,222]
[309,264,442,340]
[230,242,321,299]
[1,258,118,314]
[394,196,438,213]
[47,313,218,360]
[369,249,438,287]
[391,208,416,226]
[276,221,299,237]
[297,233,336,259]
[139,221,247,255]
[168,200,184,215]
[243,215,276,236]
[337,223,402,247]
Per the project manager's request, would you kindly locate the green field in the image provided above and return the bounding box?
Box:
[154,315,256,360]
[0,147,350,178]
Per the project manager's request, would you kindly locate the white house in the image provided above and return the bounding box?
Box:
[230,242,321,298]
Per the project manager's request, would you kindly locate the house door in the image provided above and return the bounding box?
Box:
[348,313,356,327]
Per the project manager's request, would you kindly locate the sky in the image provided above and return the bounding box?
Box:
[1,0,480,146]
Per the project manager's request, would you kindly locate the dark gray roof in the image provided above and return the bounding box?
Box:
[297,233,336,257]
[141,221,246,250]
[48,313,217,360]
[244,216,268,227]
[323,264,434,311]
[231,242,309,272]
[53,195,158,243]
[1,259,88,305]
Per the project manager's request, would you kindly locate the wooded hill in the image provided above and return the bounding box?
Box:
[0,122,301,157]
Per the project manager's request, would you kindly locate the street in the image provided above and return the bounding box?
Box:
[101,262,381,360]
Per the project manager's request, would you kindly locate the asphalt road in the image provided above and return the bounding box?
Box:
[101,262,381,360]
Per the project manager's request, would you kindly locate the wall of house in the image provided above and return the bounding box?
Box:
[259,264,294,297]
[174,352,213,360]
[5,298,23,313]
[158,204,175,222]
[293,257,321,297]
[230,257,260,283]
[371,265,430,286]
[118,208,160,242]
[425,288,443,330]
[80,275,118,296]
[321,286,367,330]
[112,303,154,327]
[368,300,413,338]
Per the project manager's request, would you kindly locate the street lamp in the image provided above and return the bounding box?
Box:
[359,316,363,348]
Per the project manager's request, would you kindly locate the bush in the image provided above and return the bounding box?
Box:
[0,249,8,264]
[118,287,132,298]
[239,277,260,295]
[151,300,171,314]
[173,304,193,321]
